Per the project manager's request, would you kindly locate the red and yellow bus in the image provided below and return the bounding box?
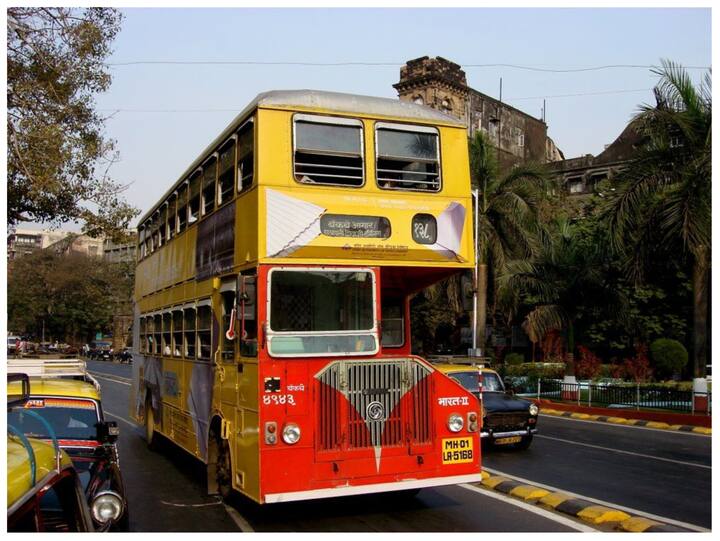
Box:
[129,90,480,504]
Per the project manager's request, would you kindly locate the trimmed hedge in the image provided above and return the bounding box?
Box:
[650,339,688,379]
[504,352,525,366]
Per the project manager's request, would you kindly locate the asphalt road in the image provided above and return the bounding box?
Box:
[483,413,712,529]
[86,361,588,532]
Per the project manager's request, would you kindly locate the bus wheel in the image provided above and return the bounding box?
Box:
[145,396,159,451]
[211,434,233,501]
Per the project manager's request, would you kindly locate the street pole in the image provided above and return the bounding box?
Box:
[469,188,481,358]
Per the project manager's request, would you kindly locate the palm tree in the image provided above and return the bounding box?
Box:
[469,131,552,355]
[500,217,619,378]
[604,60,711,384]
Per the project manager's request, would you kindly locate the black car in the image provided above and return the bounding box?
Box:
[438,364,539,449]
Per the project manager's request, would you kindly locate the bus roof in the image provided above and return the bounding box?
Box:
[139,89,466,225]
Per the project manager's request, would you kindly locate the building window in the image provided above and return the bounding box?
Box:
[414,95,424,105]
[293,114,364,187]
[489,119,499,139]
[517,132,525,147]
[376,123,440,192]
[567,177,585,194]
[237,119,254,193]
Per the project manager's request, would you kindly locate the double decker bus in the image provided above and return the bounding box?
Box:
[129,90,481,504]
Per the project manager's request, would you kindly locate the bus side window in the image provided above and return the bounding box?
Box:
[139,316,146,354]
[172,309,183,357]
[188,171,201,225]
[183,307,196,358]
[162,312,171,356]
[381,296,405,347]
[153,314,162,355]
[197,304,212,360]
[158,205,167,247]
[201,156,217,217]
[237,119,254,193]
[218,139,235,206]
[177,183,188,233]
[167,194,177,240]
[239,275,257,357]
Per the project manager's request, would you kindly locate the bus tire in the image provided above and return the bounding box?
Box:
[145,396,159,451]
[210,431,233,501]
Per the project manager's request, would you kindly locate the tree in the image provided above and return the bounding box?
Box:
[604,60,711,382]
[501,217,623,378]
[7,250,134,344]
[7,7,138,239]
[468,131,552,355]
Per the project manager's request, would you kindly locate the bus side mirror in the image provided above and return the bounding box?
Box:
[96,421,119,443]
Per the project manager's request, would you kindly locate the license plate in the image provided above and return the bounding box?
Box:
[441,437,474,464]
[494,436,522,445]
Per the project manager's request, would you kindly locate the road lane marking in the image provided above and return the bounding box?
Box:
[104,410,136,428]
[458,483,598,532]
[540,413,711,437]
[483,467,709,532]
[223,503,255,532]
[92,372,132,386]
[535,434,711,469]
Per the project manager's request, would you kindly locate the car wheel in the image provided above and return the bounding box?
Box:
[145,396,159,451]
[210,432,233,501]
[514,434,533,450]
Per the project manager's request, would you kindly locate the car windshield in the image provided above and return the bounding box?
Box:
[481,372,504,392]
[449,371,480,393]
[8,399,100,440]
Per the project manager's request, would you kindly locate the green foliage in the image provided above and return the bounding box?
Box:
[504,362,566,383]
[7,250,134,344]
[504,352,524,365]
[650,338,689,378]
[7,8,138,239]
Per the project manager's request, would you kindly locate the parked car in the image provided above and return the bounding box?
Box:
[7,359,129,530]
[89,341,113,361]
[7,373,95,532]
[433,362,539,449]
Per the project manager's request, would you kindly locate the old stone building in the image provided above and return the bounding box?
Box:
[394,56,564,172]
[548,121,642,197]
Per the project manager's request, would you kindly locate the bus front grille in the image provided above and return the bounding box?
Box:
[316,358,432,452]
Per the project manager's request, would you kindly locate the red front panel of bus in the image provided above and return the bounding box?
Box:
[254,265,480,502]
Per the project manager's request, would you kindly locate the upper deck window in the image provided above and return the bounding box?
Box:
[218,139,235,206]
[201,157,217,217]
[188,171,201,224]
[177,183,188,233]
[293,114,364,187]
[376,123,441,192]
[237,119,254,193]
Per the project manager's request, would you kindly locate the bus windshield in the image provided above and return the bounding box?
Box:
[268,269,376,356]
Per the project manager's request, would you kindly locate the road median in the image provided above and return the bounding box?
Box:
[478,470,695,532]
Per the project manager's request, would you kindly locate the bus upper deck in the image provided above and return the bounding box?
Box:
[134,90,474,301]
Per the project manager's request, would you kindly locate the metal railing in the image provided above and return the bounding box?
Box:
[535,379,712,415]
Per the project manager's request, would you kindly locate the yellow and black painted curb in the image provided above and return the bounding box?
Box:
[540,408,712,435]
[478,471,691,532]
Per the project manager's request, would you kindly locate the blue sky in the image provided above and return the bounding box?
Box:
[91,7,711,225]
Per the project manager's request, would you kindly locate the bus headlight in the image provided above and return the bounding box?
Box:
[529,404,539,416]
[92,491,123,523]
[447,414,464,433]
[282,423,301,445]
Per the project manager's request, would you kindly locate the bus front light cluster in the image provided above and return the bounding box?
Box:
[467,412,478,432]
[264,421,277,445]
[447,413,464,433]
[282,423,301,444]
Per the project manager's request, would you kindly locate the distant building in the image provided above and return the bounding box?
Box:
[548,122,642,197]
[394,56,564,172]
[47,233,104,258]
[103,231,137,264]
[7,228,87,261]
